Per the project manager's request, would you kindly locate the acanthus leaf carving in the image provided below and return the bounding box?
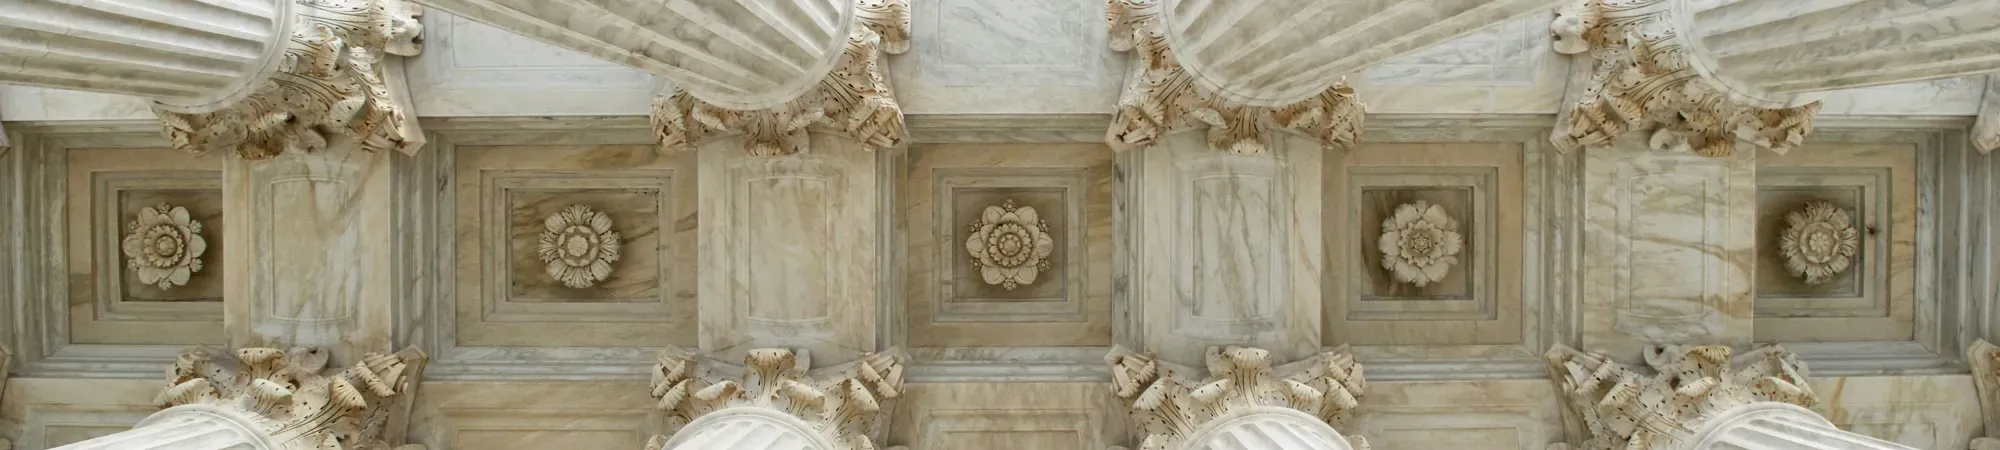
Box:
[654,0,910,157]
[157,346,428,450]
[1545,344,1817,450]
[646,347,908,450]
[156,0,425,160]
[1107,345,1370,450]
[1103,0,1364,155]
[1550,0,1818,158]
[1968,340,2000,448]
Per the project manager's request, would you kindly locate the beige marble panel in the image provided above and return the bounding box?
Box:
[1129,133,1323,367]
[1581,137,1757,361]
[0,378,157,449]
[888,382,1122,449]
[1327,142,1524,346]
[453,144,695,348]
[904,143,1113,347]
[1811,375,1982,449]
[63,147,223,346]
[699,133,878,367]
[405,381,656,450]
[224,143,397,365]
[1360,379,1563,450]
[1756,144,1919,343]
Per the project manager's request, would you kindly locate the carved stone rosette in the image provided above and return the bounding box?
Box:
[1103,0,1364,155]
[157,0,426,159]
[122,203,208,290]
[537,204,622,289]
[154,346,428,450]
[645,347,908,450]
[1107,346,1370,450]
[1778,201,1859,285]
[1549,0,1817,157]
[1545,344,1818,450]
[653,0,910,157]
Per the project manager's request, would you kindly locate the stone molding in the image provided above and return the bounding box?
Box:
[1106,346,1370,450]
[157,0,427,159]
[653,0,911,157]
[1976,76,2000,155]
[1970,340,2000,449]
[1103,0,1364,155]
[1545,344,1817,450]
[646,347,909,450]
[153,346,428,450]
[1549,0,1817,157]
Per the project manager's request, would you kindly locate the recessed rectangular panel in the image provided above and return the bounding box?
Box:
[743,173,835,324]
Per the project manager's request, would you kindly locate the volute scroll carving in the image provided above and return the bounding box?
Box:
[156,345,429,450]
[1546,344,1817,450]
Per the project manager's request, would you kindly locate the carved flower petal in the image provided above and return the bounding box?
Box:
[169,206,192,225]
[590,259,614,282]
[1439,230,1463,256]
[981,265,1005,285]
[1008,265,1038,285]
[1421,259,1451,283]
[183,232,207,261]
[589,210,614,233]
[169,266,193,286]
[1392,203,1422,225]
[1393,261,1426,287]
[982,205,1005,224]
[1420,203,1451,226]
[122,234,146,262]
[1031,231,1055,259]
[545,211,568,233]
[139,266,168,286]
[1013,206,1039,225]
[1378,230,1403,258]
[966,230,987,255]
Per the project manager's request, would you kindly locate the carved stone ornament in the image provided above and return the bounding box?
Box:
[645,347,908,450]
[1969,340,2000,450]
[1545,344,1818,450]
[654,0,910,157]
[157,0,425,159]
[965,199,1056,291]
[1778,201,1859,285]
[0,344,9,450]
[537,204,622,289]
[155,346,428,450]
[122,203,208,290]
[1107,346,1371,450]
[1549,0,1818,157]
[1104,0,1364,154]
[1378,201,1463,287]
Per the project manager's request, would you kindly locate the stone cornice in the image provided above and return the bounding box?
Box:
[1107,345,1370,450]
[1103,0,1364,155]
[1545,344,1817,450]
[653,0,910,157]
[156,0,426,159]
[1549,0,1817,157]
[156,346,428,449]
[646,347,909,450]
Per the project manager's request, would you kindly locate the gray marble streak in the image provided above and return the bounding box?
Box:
[0,0,288,109]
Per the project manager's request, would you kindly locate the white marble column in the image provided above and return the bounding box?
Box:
[48,405,276,450]
[408,0,890,109]
[222,142,395,367]
[1139,0,1565,107]
[1690,403,1916,450]
[1106,347,1369,450]
[646,349,905,450]
[1552,0,2000,156]
[0,0,291,111]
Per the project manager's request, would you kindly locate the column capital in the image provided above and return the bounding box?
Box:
[1969,340,2000,445]
[1546,344,1817,449]
[158,0,427,160]
[653,0,910,157]
[1549,0,1817,157]
[1974,76,2000,154]
[153,346,428,449]
[646,347,909,450]
[1103,0,1363,155]
[1106,346,1369,450]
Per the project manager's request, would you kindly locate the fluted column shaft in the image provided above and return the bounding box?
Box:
[0,0,290,112]
[410,0,865,109]
[1152,0,1566,107]
[51,405,277,450]
[1682,0,2000,107]
[1691,403,1916,450]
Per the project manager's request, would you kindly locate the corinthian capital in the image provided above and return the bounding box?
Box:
[1107,346,1370,450]
[1550,0,1816,157]
[154,346,428,449]
[645,347,908,450]
[157,0,426,159]
[654,0,910,157]
[1103,0,1363,155]
[1545,344,1817,449]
